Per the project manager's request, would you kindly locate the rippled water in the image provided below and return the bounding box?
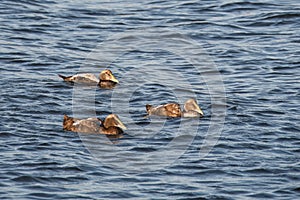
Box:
[1,0,300,199]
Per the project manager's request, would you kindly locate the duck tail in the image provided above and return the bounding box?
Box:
[58,74,72,81]
[63,114,70,120]
[63,114,74,130]
[146,104,152,114]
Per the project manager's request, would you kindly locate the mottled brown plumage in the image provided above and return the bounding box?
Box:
[63,114,126,135]
[58,69,119,89]
[146,103,182,117]
[146,98,204,118]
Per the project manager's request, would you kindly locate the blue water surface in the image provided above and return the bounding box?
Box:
[0,0,299,199]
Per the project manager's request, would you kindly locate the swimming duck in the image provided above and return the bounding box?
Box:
[63,114,127,135]
[146,98,204,118]
[58,69,119,89]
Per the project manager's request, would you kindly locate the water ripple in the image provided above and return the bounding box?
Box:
[0,0,299,199]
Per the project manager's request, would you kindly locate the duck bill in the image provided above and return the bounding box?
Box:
[195,105,204,116]
[110,74,119,83]
[115,117,127,130]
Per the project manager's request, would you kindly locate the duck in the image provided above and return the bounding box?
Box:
[146,98,204,118]
[58,69,119,89]
[63,114,127,135]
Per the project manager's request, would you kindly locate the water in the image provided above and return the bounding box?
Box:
[1,0,300,199]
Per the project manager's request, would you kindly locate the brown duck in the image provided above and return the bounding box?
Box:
[63,114,127,135]
[146,98,204,118]
[58,69,119,89]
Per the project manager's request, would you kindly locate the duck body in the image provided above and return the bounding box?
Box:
[58,73,99,84]
[58,69,119,89]
[63,114,126,135]
[146,98,204,118]
[146,103,182,118]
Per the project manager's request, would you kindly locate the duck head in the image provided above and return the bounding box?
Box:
[183,98,204,117]
[103,114,127,131]
[99,69,119,83]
